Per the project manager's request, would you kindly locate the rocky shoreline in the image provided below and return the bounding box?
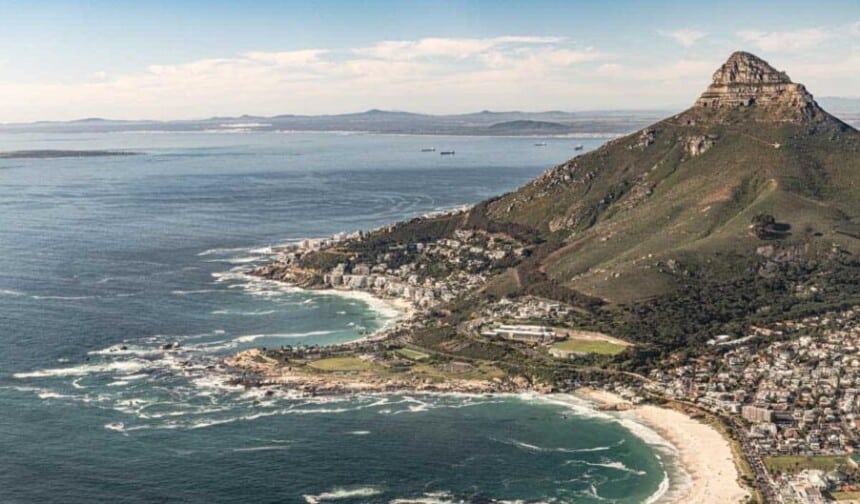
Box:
[224,348,551,396]
[220,274,750,503]
[222,347,751,504]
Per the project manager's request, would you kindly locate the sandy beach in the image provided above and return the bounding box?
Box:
[249,271,750,503]
[313,286,416,321]
[308,287,417,346]
[577,388,750,504]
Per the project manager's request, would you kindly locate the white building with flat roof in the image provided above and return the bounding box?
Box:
[482,324,558,345]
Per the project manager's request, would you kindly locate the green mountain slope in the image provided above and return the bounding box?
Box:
[280,52,860,359]
[477,52,860,303]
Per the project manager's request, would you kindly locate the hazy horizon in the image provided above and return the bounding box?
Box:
[3,106,684,125]
[7,96,860,127]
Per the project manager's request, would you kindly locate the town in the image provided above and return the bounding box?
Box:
[257,223,525,310]
[593,307,860,503]
[253,226,860,503]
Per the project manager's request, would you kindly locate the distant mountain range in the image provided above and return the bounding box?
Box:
[0,109,676,136]
[4,100,859,136]
[327,51,860,354]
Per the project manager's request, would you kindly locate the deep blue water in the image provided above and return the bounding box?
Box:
[0,131,671,503]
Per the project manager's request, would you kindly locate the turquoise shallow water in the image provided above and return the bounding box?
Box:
[0,131,671,503]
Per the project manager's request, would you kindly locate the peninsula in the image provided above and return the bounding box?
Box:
[228,52,860,503]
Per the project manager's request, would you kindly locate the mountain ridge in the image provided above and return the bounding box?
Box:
[0,109,668,136]
[473,51,859,305]
[256,50,860,368]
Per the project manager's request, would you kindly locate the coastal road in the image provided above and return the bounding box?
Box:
[670,397,779,504]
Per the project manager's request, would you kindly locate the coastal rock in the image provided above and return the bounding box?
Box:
[512,376,530,389]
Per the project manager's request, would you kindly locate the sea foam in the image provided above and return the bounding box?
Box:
[233,330,336,343]
[303,486,383,503]
[14,360,150,379]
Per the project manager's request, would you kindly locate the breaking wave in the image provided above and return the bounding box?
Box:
[14,360,151,379]
[303,486,383,503]
[233,330,336,343]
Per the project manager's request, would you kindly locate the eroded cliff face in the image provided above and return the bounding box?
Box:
[692,51,820,121]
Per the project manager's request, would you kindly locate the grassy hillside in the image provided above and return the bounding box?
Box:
[482,110,860,303]
[301,53,860,358]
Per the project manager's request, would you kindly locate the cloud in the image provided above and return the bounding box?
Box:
[631,59,716,81]
[0,36,612,121]
[737,28,830,52]
[781,50,860,90]
[659,29,707,47]
[242,49,329,66]
[352,36,567,60]
[6,30,858,123]
[594,63,624,76]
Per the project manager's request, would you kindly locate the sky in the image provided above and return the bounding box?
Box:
[1,0,859,122]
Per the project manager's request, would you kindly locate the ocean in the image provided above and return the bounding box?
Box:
[0,130,675,503]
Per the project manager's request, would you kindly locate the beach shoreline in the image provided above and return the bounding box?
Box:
[240,261,751,503]
[310,286,416,324]
[293,285,417,346]
[232,267,417,342]
[576,388,750,504]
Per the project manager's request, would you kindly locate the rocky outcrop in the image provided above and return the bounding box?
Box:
[224,348,544,396]
[633,128,656,149]
[685,135,717,157]
[255,262,322,287]
[693,51,821,121]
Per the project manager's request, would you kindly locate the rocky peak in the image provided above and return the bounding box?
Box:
[693,51,820,121]
[710,51,791,87]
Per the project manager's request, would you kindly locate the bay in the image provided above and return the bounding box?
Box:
[0,131,671,503]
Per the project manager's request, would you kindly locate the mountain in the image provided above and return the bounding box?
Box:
[354,51,860,353]
[486,120,571,134]
[0,109,668,136]
[466,52,860,308]
[260,51,860,360]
